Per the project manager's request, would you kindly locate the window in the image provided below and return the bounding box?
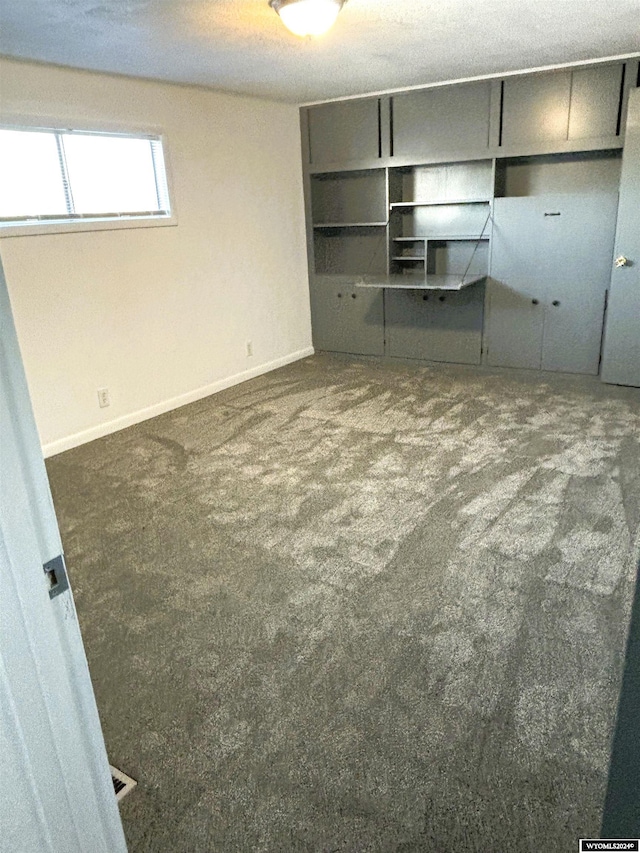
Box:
[0,126,173,235]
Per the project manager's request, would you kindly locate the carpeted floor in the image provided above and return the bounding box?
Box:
[46,354,640,852]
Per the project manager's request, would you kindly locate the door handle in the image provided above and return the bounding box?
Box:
[614,256,630,268]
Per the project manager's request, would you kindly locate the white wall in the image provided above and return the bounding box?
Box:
[0,59,312,455]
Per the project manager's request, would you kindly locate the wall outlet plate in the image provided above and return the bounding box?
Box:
[97,387,110,408]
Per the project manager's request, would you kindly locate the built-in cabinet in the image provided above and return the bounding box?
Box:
[500,64,628,155]
[391,81,494,162]
[305,60,638,171]
[307,98,380,168]
[386,286,485,365]
[302,60,639,382]
[488,189,619,374]
[307,160,492,364]
[486,152,621,374]
[309,276,384,356]
[500,72,573,149]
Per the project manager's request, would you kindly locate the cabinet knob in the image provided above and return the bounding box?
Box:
[552,300,560,307]
[351,293,357,299]
[615,256,630,268]
[439,295,446,302]
[422,295,429,301]
[337,292,342,298]
[532,299,539,305]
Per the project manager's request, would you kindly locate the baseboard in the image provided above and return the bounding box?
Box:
[42,347,315,458]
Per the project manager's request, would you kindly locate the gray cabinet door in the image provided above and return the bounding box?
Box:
[487,198,547,369]
[392,82,492,161]
[307,100,379,167]
[489,194,617,374]
[501,71,572,149]
[310,276,385,355]
[568,64,624,141]
[601,89,640,387]
[386,286,484,365]
[540,195,618,375]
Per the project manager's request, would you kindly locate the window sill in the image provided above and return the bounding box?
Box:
[0,213,178,238]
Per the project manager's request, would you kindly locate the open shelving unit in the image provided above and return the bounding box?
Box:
[309,162,494,289]
[310,169,388,278]
[311,169,387,225]
[383,161,493,290]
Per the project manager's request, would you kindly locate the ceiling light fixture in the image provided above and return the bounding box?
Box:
[270,0,345,37]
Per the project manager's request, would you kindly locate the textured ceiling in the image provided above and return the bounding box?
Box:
[0,0,638,104]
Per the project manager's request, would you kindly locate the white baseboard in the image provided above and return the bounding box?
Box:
[43,347,315,458]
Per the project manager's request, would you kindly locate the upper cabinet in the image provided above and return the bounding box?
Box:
[568,65,625,141]
[500,71,573,148]
[306,99,380,169]
[499,63,628,155]
[303,60,637,171]
[391,81,493,162]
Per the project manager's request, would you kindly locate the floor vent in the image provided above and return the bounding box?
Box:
[110,765,137,802]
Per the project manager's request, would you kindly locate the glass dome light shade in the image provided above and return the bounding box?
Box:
[271,0,343,37]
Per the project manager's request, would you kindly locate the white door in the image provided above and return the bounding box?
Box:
[0,256,127,852]
[601,87,640,387]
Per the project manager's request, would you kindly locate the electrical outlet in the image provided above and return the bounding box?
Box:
[97,387,110,408]
[246,340,253,358]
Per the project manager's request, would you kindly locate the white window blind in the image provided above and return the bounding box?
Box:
[0,126,172,231]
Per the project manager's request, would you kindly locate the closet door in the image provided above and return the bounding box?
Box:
[487,198,547,369]
[601,89,640,387]
[540,195,618,375]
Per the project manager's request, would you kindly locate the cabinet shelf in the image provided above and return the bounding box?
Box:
[313,221,388,229]
[392,234,490,242]
[390,199,491,210]
[392,256,425,261]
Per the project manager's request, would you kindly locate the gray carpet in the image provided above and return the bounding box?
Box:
[46,354,640,852]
